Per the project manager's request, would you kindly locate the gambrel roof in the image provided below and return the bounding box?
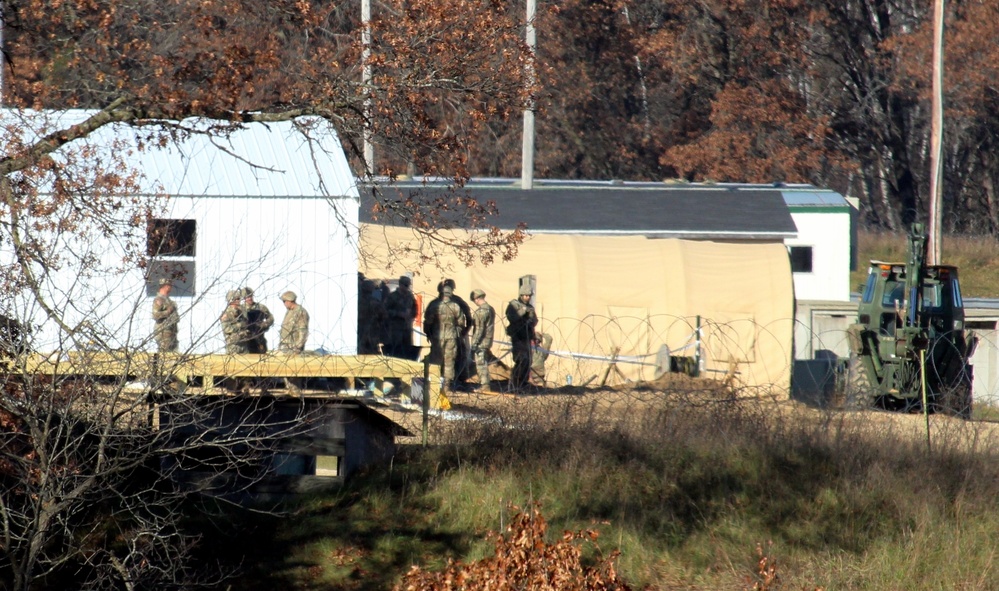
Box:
[2,109,358,199]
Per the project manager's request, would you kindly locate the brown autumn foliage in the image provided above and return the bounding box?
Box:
[1,0,532,279]
[0,4,534,590]
[395,503,632,591]
[9,0,999,234]
[451,0,999,235]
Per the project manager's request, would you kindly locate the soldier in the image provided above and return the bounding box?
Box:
[357,279,387,354]
[151,277,179,352]
[422,281,445,364]
[241,287,274,354]
[531,331,554,385]
[278,291,310,353]
[441,279,473,386]
[435,284,466,392]
[469,289,496,392]
[505,284,538,391]
[220,290,250,354]
[384,275,418,359]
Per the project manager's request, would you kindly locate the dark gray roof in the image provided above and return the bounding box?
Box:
[360,180,800,240]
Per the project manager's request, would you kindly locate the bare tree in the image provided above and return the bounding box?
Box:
[0,0,532,588]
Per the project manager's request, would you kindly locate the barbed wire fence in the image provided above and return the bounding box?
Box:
[413,312,999,415]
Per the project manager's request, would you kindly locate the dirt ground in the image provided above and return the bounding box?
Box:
[380,373,999,450]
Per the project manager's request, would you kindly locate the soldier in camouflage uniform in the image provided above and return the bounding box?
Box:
[151,277,180,352]
[435,285,466,391]
[442,279,474,385]
[469,289,496,392]
[384,275,418,359]
[220,290,250,354]
[241,287,274,354]
[278,290,310,394]
[278,291,310,353]
[357,279,387,354]
[505,284,538,391]
[422,281,445,365]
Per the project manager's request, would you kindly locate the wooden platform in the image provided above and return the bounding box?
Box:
[16,350,445,407]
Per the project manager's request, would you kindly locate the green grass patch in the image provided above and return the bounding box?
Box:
[207,397,999,590]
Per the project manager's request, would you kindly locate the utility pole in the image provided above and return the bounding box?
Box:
[1,7,5,105]
[362,0,375,175]
[520,0,536,190]
[927,0,945,265]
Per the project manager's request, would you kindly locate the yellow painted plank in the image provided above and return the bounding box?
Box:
[14,351,443,407]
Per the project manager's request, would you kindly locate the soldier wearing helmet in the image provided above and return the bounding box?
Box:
[505,282,538,391]
[219,289,250,354]
[433,283,466,391]
[151,277,180,352]
[384,275,418,360]
[241,287,274,354]
[444,279,474,385]
[357,279,387,354]
[278,290,310,353]
[469,288,496,392]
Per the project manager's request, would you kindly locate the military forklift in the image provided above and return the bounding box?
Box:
[848,223,977,417]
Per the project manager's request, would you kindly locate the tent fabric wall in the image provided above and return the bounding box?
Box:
[359,224,794,393]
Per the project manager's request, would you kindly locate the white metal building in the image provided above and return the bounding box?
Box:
[3,111,359,354]
[781,188,857,303]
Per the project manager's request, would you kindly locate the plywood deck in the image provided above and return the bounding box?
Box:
[15,351,445,407]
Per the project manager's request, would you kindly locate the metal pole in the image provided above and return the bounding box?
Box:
[362,0,375,174]
[422,355,430,446]
[520,0,537,190]
[921,349,931,453]
[927,0,945,265]
[0,6,5,105]
[695,315,703,377]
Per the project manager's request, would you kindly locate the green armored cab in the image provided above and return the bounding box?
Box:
[848,223,977,417]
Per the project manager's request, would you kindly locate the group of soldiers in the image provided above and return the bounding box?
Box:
[153,273,545,393]
[151,277,310,355]
[357,274,420,360]
[356,275,543,393]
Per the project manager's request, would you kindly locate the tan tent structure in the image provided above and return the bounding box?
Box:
[360,223,794,393]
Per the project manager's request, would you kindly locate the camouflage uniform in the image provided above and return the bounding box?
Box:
[450,290,474,384]
[152,283,180,352]
[469,289,495,390]
[432,279,473,383]
[220,291,250,354]
[505,287,538,390]
[279,297,310,353]
[358,280,387,354]
[423,287,443,364]
[531,331,554,383]
[384,277,418,359]
[241,288,274,354]
[435,287,465,388]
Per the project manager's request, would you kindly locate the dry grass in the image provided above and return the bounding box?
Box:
[215,374,999,591]
[853,229,999,297]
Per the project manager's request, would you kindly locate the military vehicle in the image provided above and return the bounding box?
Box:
[848,223,976,417]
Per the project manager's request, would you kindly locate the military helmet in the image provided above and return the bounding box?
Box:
[470,288,486,300]
[442,285,454,297]
[158,277,172,286]
[280,291,297,302]
[241,287,254,298]
[226,290,240,303]
[518,284,533,296]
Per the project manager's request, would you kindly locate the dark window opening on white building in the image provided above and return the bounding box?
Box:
[148,219,197,257]
[789,246,813,273]
[146,219,197,296]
